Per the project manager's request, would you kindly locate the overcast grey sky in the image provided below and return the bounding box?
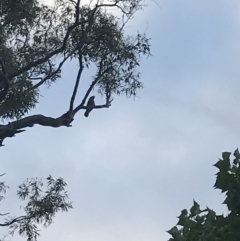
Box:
[1,0,240,240]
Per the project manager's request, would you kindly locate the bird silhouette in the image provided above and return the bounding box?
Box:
[84,96,95,117]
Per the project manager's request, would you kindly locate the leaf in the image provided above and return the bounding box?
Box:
[190,200,201,217]
[167,226,180,237]
[233,149,240,159]
[213,157,230,172]
[214,172,230,192]
[205,209,216,221]
[178,209,188,219]
[222,152,231,162]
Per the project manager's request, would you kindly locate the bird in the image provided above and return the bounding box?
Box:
[84,96,95,117]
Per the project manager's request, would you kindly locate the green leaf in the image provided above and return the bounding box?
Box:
[214,157,230,172]
[178,209,187,218]
[222,152,231,161]
[214,172,229,192]
[167,226,180,238]
[233,148,240,159]
[190,200,201,217]
[206,209,216,221]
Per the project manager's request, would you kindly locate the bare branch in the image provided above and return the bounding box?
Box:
[67,0,77,7]
[0,212,9,216]
[75,0,81,24]
[69,59,84,112]
[0,102,110,146]
[72,56,106,114]
[0,111,77,146]
[0,129,25,146]
[69,41,84,112]
[81,103,112,110]
[0,215,28,227]
[73,79,97,115]
[82,103,112,111]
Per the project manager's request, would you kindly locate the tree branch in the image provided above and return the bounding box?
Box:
[0,0,147,146]
[7,0,130,79]
[73,79,98,115]
[0,212,9,216]
[0,102,112,146]
[69,45,84,112]
[28,54,70,91]
[8,4,98,79]
[0,215,28,227]
[0,59,6,74]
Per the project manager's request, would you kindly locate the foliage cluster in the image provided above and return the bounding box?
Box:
[0,0,150,145]
[167,149,240,241]
[0,175,72,241]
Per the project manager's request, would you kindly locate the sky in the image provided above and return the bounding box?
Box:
[1,0,240,240]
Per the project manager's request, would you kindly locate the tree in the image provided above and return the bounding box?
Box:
[167,149,240,241]
[0,0,150,146]
[0,0,150,239]
[0,174,72,241]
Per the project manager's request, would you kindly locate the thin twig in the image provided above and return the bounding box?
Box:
[0,215,28,227]
[28,55,70,91]
[0,212,9,216]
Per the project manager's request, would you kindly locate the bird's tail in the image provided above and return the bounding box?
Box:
[84,111,89,117]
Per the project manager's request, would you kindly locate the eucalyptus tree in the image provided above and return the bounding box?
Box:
[0,0,150,240]
[0,0,150,146]
[0,175,72,241]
